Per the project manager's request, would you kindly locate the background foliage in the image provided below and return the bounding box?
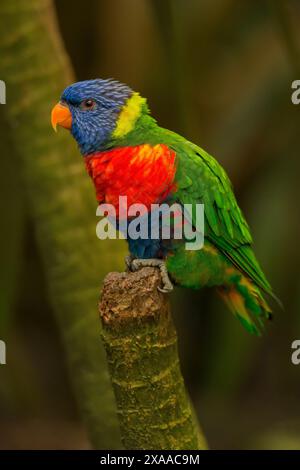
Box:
[0,0,300,449]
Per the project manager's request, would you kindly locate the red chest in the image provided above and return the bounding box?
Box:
[85,144,177,213]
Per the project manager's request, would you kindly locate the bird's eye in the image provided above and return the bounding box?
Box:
[80,99,96,110]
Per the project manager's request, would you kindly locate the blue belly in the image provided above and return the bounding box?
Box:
[115,207,176,259]
[127,237,166,259]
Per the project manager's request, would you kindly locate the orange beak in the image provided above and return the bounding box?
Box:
[51,102,72,132]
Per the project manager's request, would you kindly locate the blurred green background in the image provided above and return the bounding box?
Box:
[0,0,300,449]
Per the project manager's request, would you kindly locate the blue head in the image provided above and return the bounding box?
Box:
[53,79,133,154]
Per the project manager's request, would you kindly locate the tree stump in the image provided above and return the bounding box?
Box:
[99,267,208,450]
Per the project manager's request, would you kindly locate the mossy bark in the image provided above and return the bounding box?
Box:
[0,0,125,448]
[100,267,208,450]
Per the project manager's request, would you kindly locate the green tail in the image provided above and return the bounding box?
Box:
[218,273,272,335]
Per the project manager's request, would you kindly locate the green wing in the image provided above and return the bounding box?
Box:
[172,139,273,295]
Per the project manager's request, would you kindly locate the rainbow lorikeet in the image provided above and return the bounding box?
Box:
[51,79,277,334]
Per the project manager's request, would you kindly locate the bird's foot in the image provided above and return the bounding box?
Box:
[130,258,174,294]
[124,254,134,272]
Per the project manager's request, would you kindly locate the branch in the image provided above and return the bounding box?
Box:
[99,267,208,450]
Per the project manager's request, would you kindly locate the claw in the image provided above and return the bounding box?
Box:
[157,285,173,294]
[125,255,134,272]
[158,264,174,293]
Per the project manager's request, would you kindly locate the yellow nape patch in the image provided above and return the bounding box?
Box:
[113,92,146,138]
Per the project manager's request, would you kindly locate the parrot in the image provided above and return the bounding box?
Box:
[51,78,278,335]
